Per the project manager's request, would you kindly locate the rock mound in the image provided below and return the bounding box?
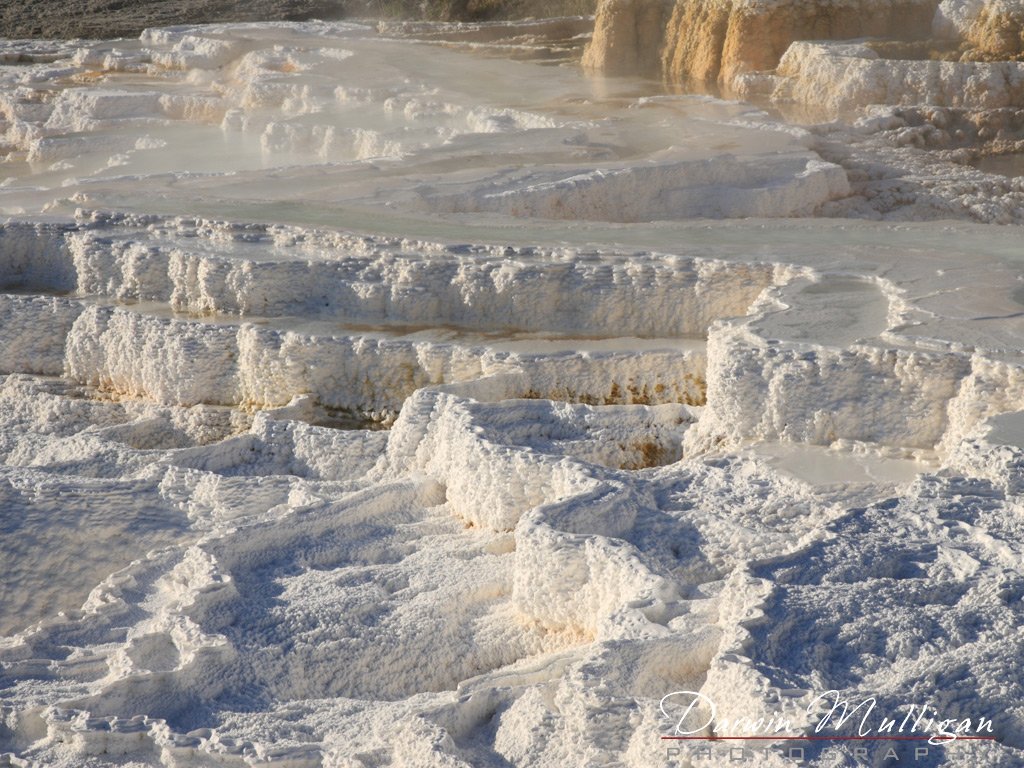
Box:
[679,0,937,85]
[586,0,940,86]
[579,0,669,75]
[936,0,1024,59]
[583,0,1024,91]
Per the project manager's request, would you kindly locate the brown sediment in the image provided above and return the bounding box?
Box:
[617,438,672,469]
[635,439,664,467]
[863,38,964,61]
[520,376,705,407]
[0,0,597,42]
[683,372,706,406]
[0,0,346,40]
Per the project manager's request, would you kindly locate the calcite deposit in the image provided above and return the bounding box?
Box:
[735,40,1024,112]
[1,14,1024,768]
[936,0,1024,58]
[585,0,1024,104]
[579,0,669,74]
[662,0,938,85]
[586,0,940,86]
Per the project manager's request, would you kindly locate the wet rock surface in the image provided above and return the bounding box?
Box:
[0,0,596,41]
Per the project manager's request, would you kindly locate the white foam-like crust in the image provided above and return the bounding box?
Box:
[0,212,1023,766]
[424,156,850,221]
[1,217,763,414]
[2,19,1024,768]
[934,0,1024,42]
[738,41,1024,113]
[0,20,849,221]
[5,17,1019,230]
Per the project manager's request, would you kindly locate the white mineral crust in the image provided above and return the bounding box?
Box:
[0,18,1022,768]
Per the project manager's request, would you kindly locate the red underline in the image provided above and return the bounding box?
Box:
[660,736,997,741]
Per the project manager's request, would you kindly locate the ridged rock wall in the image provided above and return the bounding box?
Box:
[578,0,670,75]
[740,40,1024,113]
[586,0,941,86]
[936,0,1024,59]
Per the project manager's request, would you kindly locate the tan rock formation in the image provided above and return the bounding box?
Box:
[581,0,671,76]
[712,0,939,86]
[587,0,941,87]
[661,0,733,83]
[966,4,1024,59]
[736,40,1024,114]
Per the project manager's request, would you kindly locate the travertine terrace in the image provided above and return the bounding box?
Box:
[1,13,1024,768]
